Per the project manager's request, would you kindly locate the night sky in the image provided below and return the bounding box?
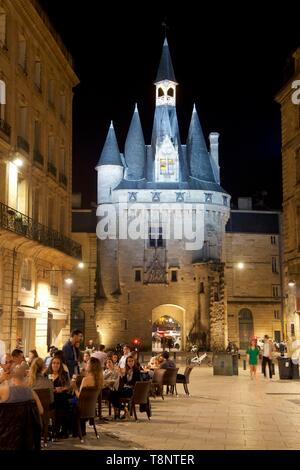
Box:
[39,1,300,209]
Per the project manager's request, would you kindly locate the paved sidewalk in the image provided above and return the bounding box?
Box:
[47,364,300,450]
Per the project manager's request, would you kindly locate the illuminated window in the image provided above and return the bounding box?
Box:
[160,158,174,175]
[0,80,6,120]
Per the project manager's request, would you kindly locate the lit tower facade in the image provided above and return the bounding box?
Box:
[95,38,230,351]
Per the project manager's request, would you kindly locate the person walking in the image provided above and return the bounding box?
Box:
[246,339,260,380]
[262,335,273,379]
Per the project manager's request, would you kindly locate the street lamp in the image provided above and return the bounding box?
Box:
[288,280,296,287]
[237,262,245,270]
[43,261,90,284]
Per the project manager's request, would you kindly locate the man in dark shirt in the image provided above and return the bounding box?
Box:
[62,329,83,377]
[159,351,176,369]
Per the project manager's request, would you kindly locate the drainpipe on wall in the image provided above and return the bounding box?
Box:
[278,213,285,340]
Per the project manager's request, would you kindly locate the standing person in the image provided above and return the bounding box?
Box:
[118,344,132,373]
[262,334,273,379]
[62,329,83,377]
[91,344,107,368]
[246,339,260,380]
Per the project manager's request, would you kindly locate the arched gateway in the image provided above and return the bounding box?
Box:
[152,304,185,351]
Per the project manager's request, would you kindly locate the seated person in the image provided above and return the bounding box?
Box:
[159,351,176,369]
[110,355,141,419]
[0,367,43,415]
[70,357,103,436]
[103,358,120,391]
[27,357,54,403]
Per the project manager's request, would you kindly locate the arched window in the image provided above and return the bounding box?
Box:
[158,87,164,97]
[167,88,174,97]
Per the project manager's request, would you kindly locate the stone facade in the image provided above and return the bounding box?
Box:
[276,47,300,341]
[71,207,98,344]
[93,39,285,352]
[225,212,283,348]
[0,0,80,356]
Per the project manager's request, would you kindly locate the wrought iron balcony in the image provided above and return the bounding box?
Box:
[33,149,44,166]
[47,161,57,177]
[0,119,11,138]
[59,172,67,186]
[0,201,82,259]
[17,135,30,153]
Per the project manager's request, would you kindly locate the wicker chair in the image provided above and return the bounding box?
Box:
[151,368,166,399]
[162,367,179,395]
[176,366,193,395]
[76,387,101,442]
[119,381,151,420]
[34,388,55,445]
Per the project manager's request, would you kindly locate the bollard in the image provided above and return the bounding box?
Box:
[243,359,246,370]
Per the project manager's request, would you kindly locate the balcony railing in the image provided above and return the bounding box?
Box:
[47,161,57,177]
[0,202,82,259]
[17,135,30,153]
[33,149,44,166]
[59,172,67,187]
[0,119,11,138]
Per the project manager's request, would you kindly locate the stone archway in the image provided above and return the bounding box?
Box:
[152,304,185,352]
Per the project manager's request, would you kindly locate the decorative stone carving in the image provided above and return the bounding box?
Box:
[175,191,185,202]
[128,192,137,202]
[151,192,161,202]
[145,252,166,284]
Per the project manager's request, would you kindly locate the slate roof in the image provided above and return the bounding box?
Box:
[226,211,280,234]
[96,122,123,166]
[155,38,176,83]
[124,105,146,180]
[187,106,215,182]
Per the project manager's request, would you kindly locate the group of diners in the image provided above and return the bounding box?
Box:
[0,329,182,440]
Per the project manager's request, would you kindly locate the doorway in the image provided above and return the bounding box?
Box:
[238,308,254,349]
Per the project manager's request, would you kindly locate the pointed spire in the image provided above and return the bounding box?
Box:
[97,122,122,166]
[124,105,146,180]
[155,37,176,83]
[187,106,215,182]
[134,103,138,112]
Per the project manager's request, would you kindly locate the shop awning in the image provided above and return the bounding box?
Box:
[17,306,39,319]
[48,308,68,320]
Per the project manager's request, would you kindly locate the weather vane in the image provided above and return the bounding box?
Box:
[161,20,169,38]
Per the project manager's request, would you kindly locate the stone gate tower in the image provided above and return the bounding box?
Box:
[95,38,230,351]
